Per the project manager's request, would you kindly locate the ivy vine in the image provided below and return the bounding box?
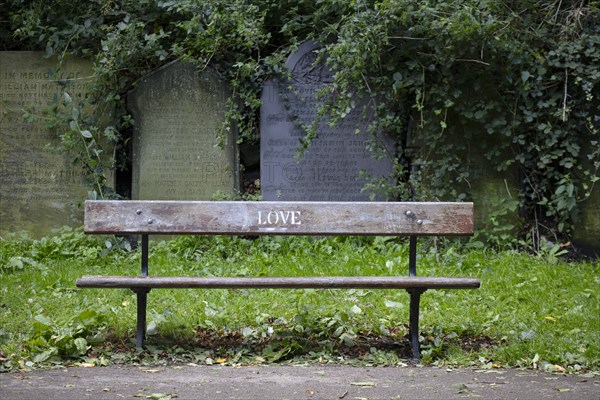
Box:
[2,0,598,248]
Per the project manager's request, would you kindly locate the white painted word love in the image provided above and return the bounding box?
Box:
[257,210,301,225]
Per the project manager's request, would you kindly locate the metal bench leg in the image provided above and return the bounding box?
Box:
[134,288,150,348]
[407,236,424,361]
[135,234,150,349]
[408,288,425,361]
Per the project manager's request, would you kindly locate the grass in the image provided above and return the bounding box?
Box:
[0,228,598,372]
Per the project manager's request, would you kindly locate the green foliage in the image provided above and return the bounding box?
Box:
[1,234,598,371]
[2,0,599,245]
[0,227,135,276]
[25,308,109,364]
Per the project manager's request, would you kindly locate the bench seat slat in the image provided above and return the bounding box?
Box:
[84,200,474,236]
[76,276,481,289]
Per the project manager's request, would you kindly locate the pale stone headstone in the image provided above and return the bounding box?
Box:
[128,61,238,201]
[260,41,395,201]
[0,52,96,238]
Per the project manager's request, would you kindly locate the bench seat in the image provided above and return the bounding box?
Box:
[77,275,481,289]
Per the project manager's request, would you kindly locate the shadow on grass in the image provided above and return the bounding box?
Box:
[94,327,498,367]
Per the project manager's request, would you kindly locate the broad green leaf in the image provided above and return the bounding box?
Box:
[74,337,88,354]
[34,314,54,328]
[147,320,158,336]
[32,347,57,363]
[349,305,362,315]
[384,300,404,309]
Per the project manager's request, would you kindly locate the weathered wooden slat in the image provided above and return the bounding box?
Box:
[76,276,481,289]
[84,201,473,236]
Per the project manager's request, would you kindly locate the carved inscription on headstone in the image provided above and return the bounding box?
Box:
[129,61,237,200]
[0,52,93,237]
[260,41,395,201]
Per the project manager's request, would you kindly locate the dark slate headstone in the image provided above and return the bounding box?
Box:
[260,41,395,201]
[128,61,238,201]
[0,52,97,238]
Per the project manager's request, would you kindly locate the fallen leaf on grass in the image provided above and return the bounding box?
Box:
[78,362,95,368]
[552,365,566,373]
[350,382,376,387]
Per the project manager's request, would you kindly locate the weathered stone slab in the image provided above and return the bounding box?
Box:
[128,61,237,201]
[260,41,395,201]
[407,118,520,230]
[465,151,520,230]
[574,191,599,254]
[573,175,600,255]
[0,52,96,238]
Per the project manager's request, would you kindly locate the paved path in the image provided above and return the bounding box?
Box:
[1,365,598,399]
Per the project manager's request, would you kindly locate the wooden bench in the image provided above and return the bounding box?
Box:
[76,200,480,360]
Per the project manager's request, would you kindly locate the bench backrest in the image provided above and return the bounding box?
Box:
[84,201,473,236]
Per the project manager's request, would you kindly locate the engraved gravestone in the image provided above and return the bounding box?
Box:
[0,52,96,237]
[128,61,237,201]
[260,41,395,201]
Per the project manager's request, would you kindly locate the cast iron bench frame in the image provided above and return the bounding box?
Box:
[76,200,480,360]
